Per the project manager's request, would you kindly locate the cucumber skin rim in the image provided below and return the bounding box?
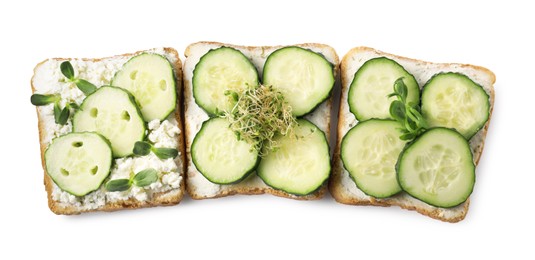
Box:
[72,85,147,158]
[110,52,178,122]
[192,46,260,116]
[395,127,476,208]
[256,119,331,196]
[191,118,260,185]
[347,56,420,121]
[421,72,490,140]
[262,46,336,117]
[340,119,403,198]
[44,132,113,197]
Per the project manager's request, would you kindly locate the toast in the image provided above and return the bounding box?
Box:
[330,47,495,222]
[31,48,186,215]
[183,42,339,200]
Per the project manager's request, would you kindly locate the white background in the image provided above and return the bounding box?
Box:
[1,0,533,259]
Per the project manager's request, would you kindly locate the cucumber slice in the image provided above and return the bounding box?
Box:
[193,47,259,115]
[397,128,475,208]
[257,119,330,195]
[341,120,408,198]
[111,53,176,122]
[348,57,419,120]
[191,118,259,184]
[421,72,490,139]
[45,132,112,196]
[73,86,145,157]
[263,47,335,116]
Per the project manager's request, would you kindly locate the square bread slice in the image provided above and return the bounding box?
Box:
[31,48,186,214]
[330,47,495,222]
[184,41,339,200]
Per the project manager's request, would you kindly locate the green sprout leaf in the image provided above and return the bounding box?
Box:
[133,141,178,159]
[389,100,406,122]
[400,133,416,141]
[67,102,79,110]
[393,77,408,101]
[152,147,178,159]
[388,77,427,141]
[133,141,152,156]
[133,168,159,187]
[387,92,399,98]
[105,179,132,192]
[45,99,74,125]
[57,106,70,125]
[60,61,75,80]
[75,79,97,95]
[59,61,97,95]
[53,102,62,124]
[30,94,59,106]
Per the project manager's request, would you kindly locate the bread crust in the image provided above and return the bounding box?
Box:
[183,41,339,200]
[32,48,186,215]
[330,46,495,222]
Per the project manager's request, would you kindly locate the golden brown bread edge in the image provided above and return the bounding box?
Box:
[183,41,340,200]
[329,46,495,222]
[32,48,186,215]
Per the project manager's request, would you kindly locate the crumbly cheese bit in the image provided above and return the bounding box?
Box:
[148,117,181,148]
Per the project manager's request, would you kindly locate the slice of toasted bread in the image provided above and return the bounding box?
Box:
[183,42,339,200]
[330,47,495,222]
[31,48,186,215]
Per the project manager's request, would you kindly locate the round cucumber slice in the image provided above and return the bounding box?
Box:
[193,47,259,115]
[191,118,259,184]
[348,57,419,120]
[397,128,475,208]
[421,72,490,139]
[73,86,145,157]
[111,53,176,122]
[263,46,335,116]
[257,119,330,195]
[341,120,408,198]
[45,132,112,196]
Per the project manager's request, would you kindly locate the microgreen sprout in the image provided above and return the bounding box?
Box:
[60,61,97,95]
[105,168,159,192]
[388,78,427,140]
[30,93,77,125]
[133,141,179,159]
[223,84,297,156]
